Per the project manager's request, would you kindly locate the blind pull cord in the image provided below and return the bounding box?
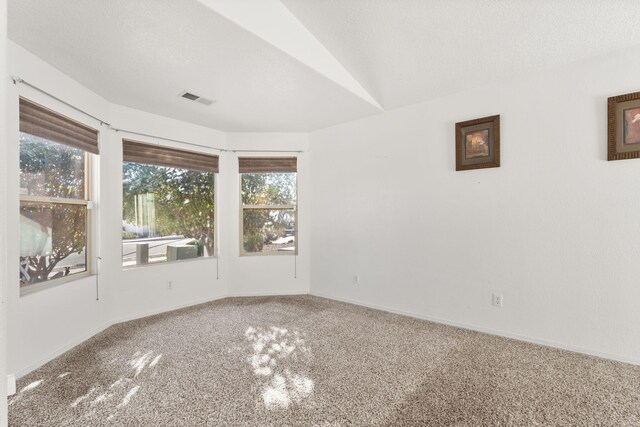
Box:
[96,257,102,301]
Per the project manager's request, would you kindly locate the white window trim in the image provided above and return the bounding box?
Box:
[20,271,93,297]
[20,150,95,297]
[239,173,298,257]
[120,171,218,269]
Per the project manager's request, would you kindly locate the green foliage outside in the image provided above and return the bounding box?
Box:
[122,163,216,256]
[19,133,87,285]
[20,203,86,284]
[241,173,296,253]
[19,133,297,285]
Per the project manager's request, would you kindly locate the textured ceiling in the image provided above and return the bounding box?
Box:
[196,0,382,110]
[282,0,640,109]
[8,0,640,132]
[7,0,379,132]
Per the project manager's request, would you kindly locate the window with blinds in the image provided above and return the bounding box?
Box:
[122,139,219,173]
[239,157,297,255]
[122,139,218,267]
[19,97,98,294]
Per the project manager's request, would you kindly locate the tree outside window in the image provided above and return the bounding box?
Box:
[241,172,297,255]
[19,133,90,288]
[122,162,216,266]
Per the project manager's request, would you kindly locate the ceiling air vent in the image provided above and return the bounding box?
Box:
[178,91,216,106]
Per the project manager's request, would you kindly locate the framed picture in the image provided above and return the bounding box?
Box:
[455,115,500,171]
[608,91,640,161]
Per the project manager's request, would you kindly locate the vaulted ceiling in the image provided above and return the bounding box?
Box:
[8,0,640,131]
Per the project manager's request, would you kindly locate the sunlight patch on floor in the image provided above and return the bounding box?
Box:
[63,349,161,415]
[149,354,163,367]
[20,379,43,393]
[9,379,43,405]
[71,387,96,407]
[91,393,109,405]
[245,326,314,409]
[262,370,314,409]
[129,351,154,376]
[110,378,127,389]
[119,385,140,407]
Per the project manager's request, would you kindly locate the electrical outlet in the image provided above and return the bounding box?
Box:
[492,293,503,308]
[352,275,359,285]
[167,280,173,290]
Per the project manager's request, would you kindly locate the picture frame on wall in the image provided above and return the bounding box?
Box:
[608,91,640,161]
[455,114,500,171]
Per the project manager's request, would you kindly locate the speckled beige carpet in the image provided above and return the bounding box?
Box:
[8,295,640,426]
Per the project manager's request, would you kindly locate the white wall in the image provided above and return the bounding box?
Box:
[309,46,640,365]
[8,31,638,395]
[1,0,9,423]
[103,105,228,324]
[6,42,311,379]
[5,43,231,376]
[6,42,111,379]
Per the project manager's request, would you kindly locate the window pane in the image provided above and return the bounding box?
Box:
[20,132,86,199]
[20,202,87,287]
[122,162,215,266]
[241,173,296,205]
[243,209,295,254]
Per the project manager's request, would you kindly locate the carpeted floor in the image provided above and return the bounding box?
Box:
[8,295,640,426]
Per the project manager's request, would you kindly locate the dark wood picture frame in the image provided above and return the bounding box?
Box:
[455,115,500,171]
[608,91,640,161]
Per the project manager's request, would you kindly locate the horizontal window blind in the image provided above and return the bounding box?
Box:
[123,139,219,173]
[19,97,99,154]
[238,157,297,173]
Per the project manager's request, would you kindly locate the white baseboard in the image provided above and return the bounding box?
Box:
[110,294,227,326]
[13,292,291,380]
[11,292,301,382]
[7,374,16,396]
[13,323,111,380]
[14,290,636,384]
[310,292,640,367]
[227,290,309,297]
[13,294,228,380]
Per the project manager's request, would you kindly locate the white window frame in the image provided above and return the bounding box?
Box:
[120,163,218,270]
[20,148,94,296]
[239,173,298,257]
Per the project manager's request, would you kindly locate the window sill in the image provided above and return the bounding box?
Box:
[122,255,218,271]
[20,271,93,298]
[239,250,298,257]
